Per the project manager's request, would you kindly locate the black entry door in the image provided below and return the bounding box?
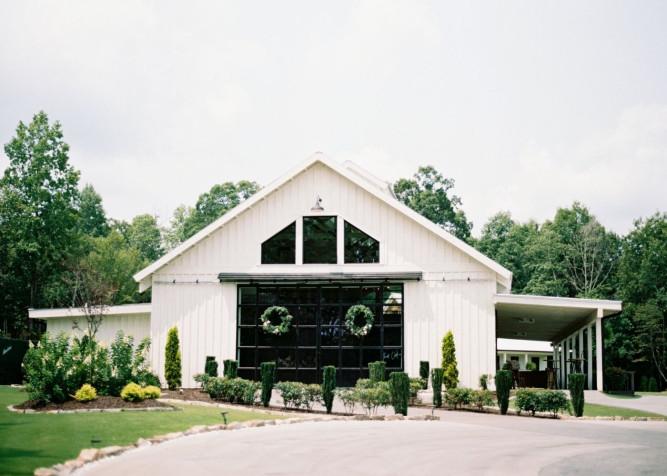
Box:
[236,283,403,386]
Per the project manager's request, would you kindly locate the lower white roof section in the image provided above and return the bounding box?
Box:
[29,303,152,319]
[216,265,423,283]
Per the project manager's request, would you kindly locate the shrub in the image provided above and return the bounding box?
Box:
[223,359,238,379]
[203,377,233,401]
[69,335,111,395]
[354,381,391,415]
[539,390,570,418]
[322,366,336,414]
[135,370,160,389]
[276,381,305,409]
[515,388,540,416]
[336,387,357,414]
[649,377,658,392]
[441,331,459,389]
[525,362,537,371]
[501,362,512,370]
[389,372,410,416]
[355,378,374,390]
[431,368,443,408]
[22,332,74,403]
[409,378,426,405]
[640,375,649,392]
[108,331,135,396]
[495,369,512,415]
[368,361,386,383]
[205,356,218,377]
[303,384,322,410]
[419,361,430,387]
[444,388,474,409]
[194,373,210,387]
[121,382,144,402]
[479,374,491,391]
[604,367,626,391]
[261,361,276,407]
[165,327,182,390]
[202,377,258,404]
[569,373,586,417]
[471,390,494,411]
[73,384,97,402]
[142,385,161,399]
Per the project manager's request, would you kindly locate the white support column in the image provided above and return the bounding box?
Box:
[295,218,303,265]
[596,309,604,391]
[562,339,568,389]
[578,329,584,362]
[587,324,593,389]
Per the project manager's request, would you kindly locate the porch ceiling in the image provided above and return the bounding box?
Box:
[494,294,622,343]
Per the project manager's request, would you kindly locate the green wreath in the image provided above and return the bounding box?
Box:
[260,306,293,335]
[345,304,374,337]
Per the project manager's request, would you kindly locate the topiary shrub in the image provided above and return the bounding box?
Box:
[73,384,97,402]
[441,331,459,389]
[261,361,276,407]
[368,361,386,383]
[604,367,626,391]
[205,356,218,377]
[649,377,658,392]
[165,327,182,390]
[322,366,336,414]
[224,359,238,379]
[569,373,586,417]
[525,362,537,371]
[495,369,512,415]
[389,372,410,416]
[640,375,649,392]
[479,374,491,391]
[121,382,144,402]
[431,367,443,408]
[142,385,161,399]
[419,361,430,388]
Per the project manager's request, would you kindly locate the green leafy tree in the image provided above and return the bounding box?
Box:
[441,330,459,389]
[124,214,164,262]
[0,112,80,336]
[77,183,109,238]
[633,299,666,387]
[165,327,182,390]
[393,165,472,241]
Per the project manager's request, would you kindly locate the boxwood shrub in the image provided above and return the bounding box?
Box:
[369,361,386,383]
[515,388,570,418]
[569,373,585,417]
[431,368,443,408]
[419,361,430,387]
[389,372,410,416]
[261,361,276,407]
[322,366,336,414]
[495,369,512,415]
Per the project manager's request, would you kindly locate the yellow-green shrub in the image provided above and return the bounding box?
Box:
[142,385,161,399]
[121,382,144,401]
[73,384,97,402]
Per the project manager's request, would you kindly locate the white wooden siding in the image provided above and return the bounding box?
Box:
[46,313,150,347]
[151,163,497,387]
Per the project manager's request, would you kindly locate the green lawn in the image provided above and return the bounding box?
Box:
[508,399,665,420]
[0,386,285,476]
[636,391,667,397]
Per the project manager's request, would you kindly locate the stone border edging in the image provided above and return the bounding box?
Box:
[33,412,439,475]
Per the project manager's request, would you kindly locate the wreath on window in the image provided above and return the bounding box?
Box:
[260,306,293,335]
[345,304,374,337]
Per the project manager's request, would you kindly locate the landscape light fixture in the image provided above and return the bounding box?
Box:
[311,196,324,211]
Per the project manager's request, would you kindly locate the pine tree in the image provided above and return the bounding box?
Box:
[165,327,182,390]
[441,330,459,389]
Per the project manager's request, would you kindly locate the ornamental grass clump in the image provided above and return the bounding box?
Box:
[322,366,336,414]
[165,327,182,390]
[431,367,443,408]
[495,369,512,415]
[73,384,97,402]
[261,361,276,407]
[569,373,586,417]
[369,361,386,383]
[389,372,410,416]
[223,359,238,378]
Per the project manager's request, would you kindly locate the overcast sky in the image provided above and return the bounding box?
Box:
[1,1,665,237]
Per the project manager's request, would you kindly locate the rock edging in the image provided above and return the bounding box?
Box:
[7,405,178,414]
[33,414,440,475]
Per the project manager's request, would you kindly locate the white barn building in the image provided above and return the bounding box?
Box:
[31,154,622,390]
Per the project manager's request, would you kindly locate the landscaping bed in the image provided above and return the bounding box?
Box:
[14,394,174,412]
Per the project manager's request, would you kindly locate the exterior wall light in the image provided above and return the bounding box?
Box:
[311,196,324,211]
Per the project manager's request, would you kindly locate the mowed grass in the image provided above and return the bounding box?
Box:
[0,386,285,476]
[508,399,665,419]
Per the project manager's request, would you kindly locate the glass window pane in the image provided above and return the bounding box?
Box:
[320,326,339,346]
[258,348,275,364]
[344,221,379,263]
[365,326,381,346]
[383,309,402,325]
[298,349,317,368]
[261,222,296,264]
[341,286,360,304]
[277,369,296,381]
[239,286,257,305]
[239,348,255,367]
[298,306,317,325]
[298,327,316,346]
[298,287,318,304]
[297,370,317,384]
[278,348,295,367]
[321,349,339,367]
[321,306,340,326]
[238,306,258,325]
[277,287,298,304]
[303,216,337,264]
[258,287,277,305]
[320,286,339,304]
[362,349,382,366]
[384,327,402,346]
[239,327,256,346]
[383,349,402,368]
[342,349,360,368]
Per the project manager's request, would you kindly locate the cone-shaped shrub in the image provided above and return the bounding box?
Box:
[322,365,337,414]
[165,327,182,390]
[496,369,512,415]
[419,361,430,388]
[389,372,410,416]
[261,361,276,407]
[441,331,459,389]
[205,356,218,377]
[369,361,386,383]
[649,377,658,392]
[431,367,443,408]
[569,373,586,417]
[224,359,238,378]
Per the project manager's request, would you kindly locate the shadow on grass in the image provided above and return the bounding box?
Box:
[0,447,45,475]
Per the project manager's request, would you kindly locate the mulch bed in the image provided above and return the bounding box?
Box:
[14,395,174,411]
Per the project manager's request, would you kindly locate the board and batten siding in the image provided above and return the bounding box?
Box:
[150,163,498,387]
[46,313,150,347]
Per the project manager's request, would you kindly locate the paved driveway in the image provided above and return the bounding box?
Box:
[78,411,667,476]
[584,390,667,416]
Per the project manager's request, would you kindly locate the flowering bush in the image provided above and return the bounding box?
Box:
[345,305,374,337]
[260,306,292,335]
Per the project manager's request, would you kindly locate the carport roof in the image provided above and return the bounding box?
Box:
[493,294,622,343]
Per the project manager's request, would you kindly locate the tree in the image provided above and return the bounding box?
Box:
[633,299,666,387]
[393,166,472,241]
[77,184,109,238]
[0,112,80,336]
[441,330,459,389]
[165,327,182,390]
[122,214,163,263]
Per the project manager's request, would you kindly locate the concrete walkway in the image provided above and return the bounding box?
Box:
[77,410,667,475]
[584,390,667,416]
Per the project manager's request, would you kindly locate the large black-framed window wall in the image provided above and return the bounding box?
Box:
[237,283,403,386]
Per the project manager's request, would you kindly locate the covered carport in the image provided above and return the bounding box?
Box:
[494,294,622,390]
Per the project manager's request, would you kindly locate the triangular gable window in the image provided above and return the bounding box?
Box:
[303,216,337,264]
[344,221,379,263]
[261,222,296,264]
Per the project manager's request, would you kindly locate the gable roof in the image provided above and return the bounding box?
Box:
[133,153,513,290]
